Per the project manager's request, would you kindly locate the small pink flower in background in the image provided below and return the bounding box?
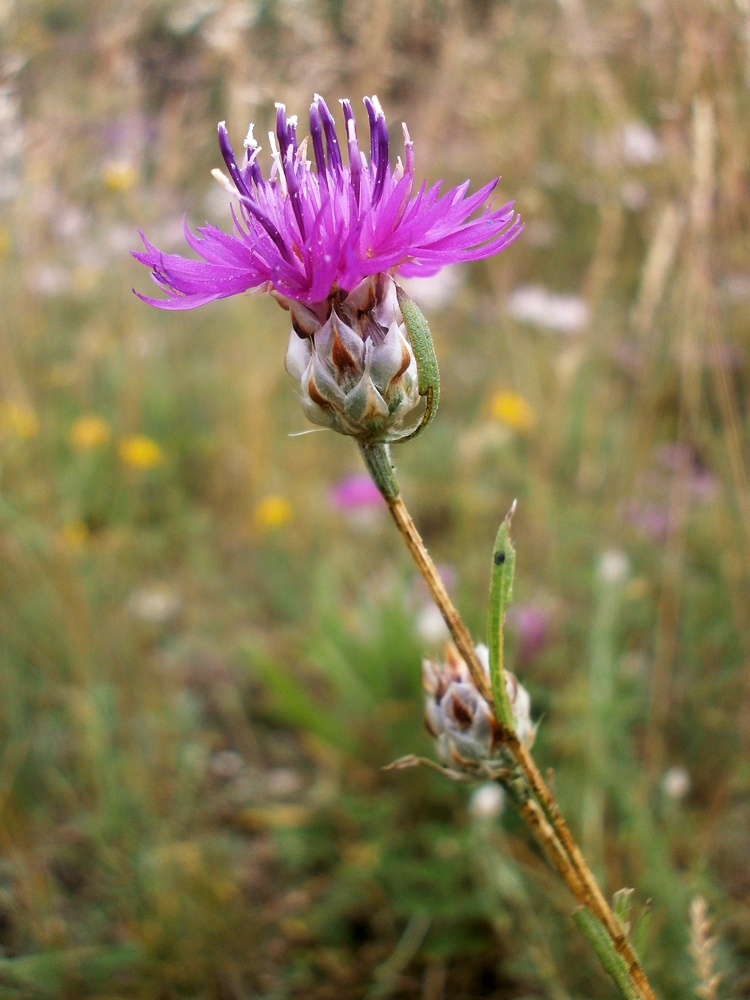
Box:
[689,469,720,503]
[330,473,384,510]
[653,442,692,472]
[654,444,720,502]
[621,501,670,542]
[621,442,720,542]
[506,603,550,662]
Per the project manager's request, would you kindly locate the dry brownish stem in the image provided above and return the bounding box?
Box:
[386,495,494,703]
[517,798,588,903]
[385,494,657,1000]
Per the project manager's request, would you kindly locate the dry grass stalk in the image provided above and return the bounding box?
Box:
[689,897,721,1000]
[630,203,685,341]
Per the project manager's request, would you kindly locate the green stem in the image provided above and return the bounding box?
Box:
[573,908,641,1000]
[359,442,400,502]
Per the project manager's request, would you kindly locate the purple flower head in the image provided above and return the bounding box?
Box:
[132,95,522,318]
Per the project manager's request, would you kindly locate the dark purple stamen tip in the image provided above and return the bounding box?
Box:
[316,96,343,175]
[220,125,292,263]
[341,99,354,129]
[218,122,252,200]
[372,110,389,207]
[283,147,306,240]
[341,99,362,204]
[309,101,327,180]
[275,104,299,161]
[363,97,378,164]
[275,104,291,158]
[243,145,264,190]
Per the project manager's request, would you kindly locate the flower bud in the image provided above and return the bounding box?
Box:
[284,274,420,443]
[422,643,536,776]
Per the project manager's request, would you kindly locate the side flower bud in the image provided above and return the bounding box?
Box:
[423,643,536,776]
[283,274,421,443]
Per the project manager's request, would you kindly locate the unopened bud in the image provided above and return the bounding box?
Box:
[422,643,536,777]
[284,273,420,443]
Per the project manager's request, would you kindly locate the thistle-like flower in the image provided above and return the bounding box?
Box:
[133,95,521,313]
[133,95,522,440]
[423,643,536,777]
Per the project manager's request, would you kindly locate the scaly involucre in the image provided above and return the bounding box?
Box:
[132,95,522,314]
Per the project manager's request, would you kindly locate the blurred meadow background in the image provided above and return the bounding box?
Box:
[1,0,750,996]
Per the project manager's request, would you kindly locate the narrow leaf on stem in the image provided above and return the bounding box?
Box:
[488,501,517,728]
[394,284,440,442]
[573,908,641,1000]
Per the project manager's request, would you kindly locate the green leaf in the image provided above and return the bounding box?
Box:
[572,908,640,1000]
[613,887,634,931]
[393,285,440,442]
[488,502,517,728]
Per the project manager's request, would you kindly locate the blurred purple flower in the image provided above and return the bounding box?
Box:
[132,95,522,316]
[622,442,721,542]
[653,444,720,501]
[621,500,670,541]
[506,604,550,662]
[689,469,720,502]
[330,474,384,509]
[654,442,692,472]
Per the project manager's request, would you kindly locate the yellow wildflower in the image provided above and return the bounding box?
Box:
[70,415,111,450]
[0,402,39,439]
[254,495,293,530]
[489,390,536,433]
[102,161,137,192]
[61,521,89,549]
[213,880,240,904]
[118,435,164,469]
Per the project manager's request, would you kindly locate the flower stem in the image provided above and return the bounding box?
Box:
[361,441,656,1000]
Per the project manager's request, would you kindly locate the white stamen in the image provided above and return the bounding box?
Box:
[211,168,236,195]
[295,136,310,168]
[370,94,384,118]
[402,122,412,147]
[347,119,358,143]
[287,114,298,129]
[244,123,258,149]
[394,156,404,182]
[245,145,261,170]
[268,131,287,195]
